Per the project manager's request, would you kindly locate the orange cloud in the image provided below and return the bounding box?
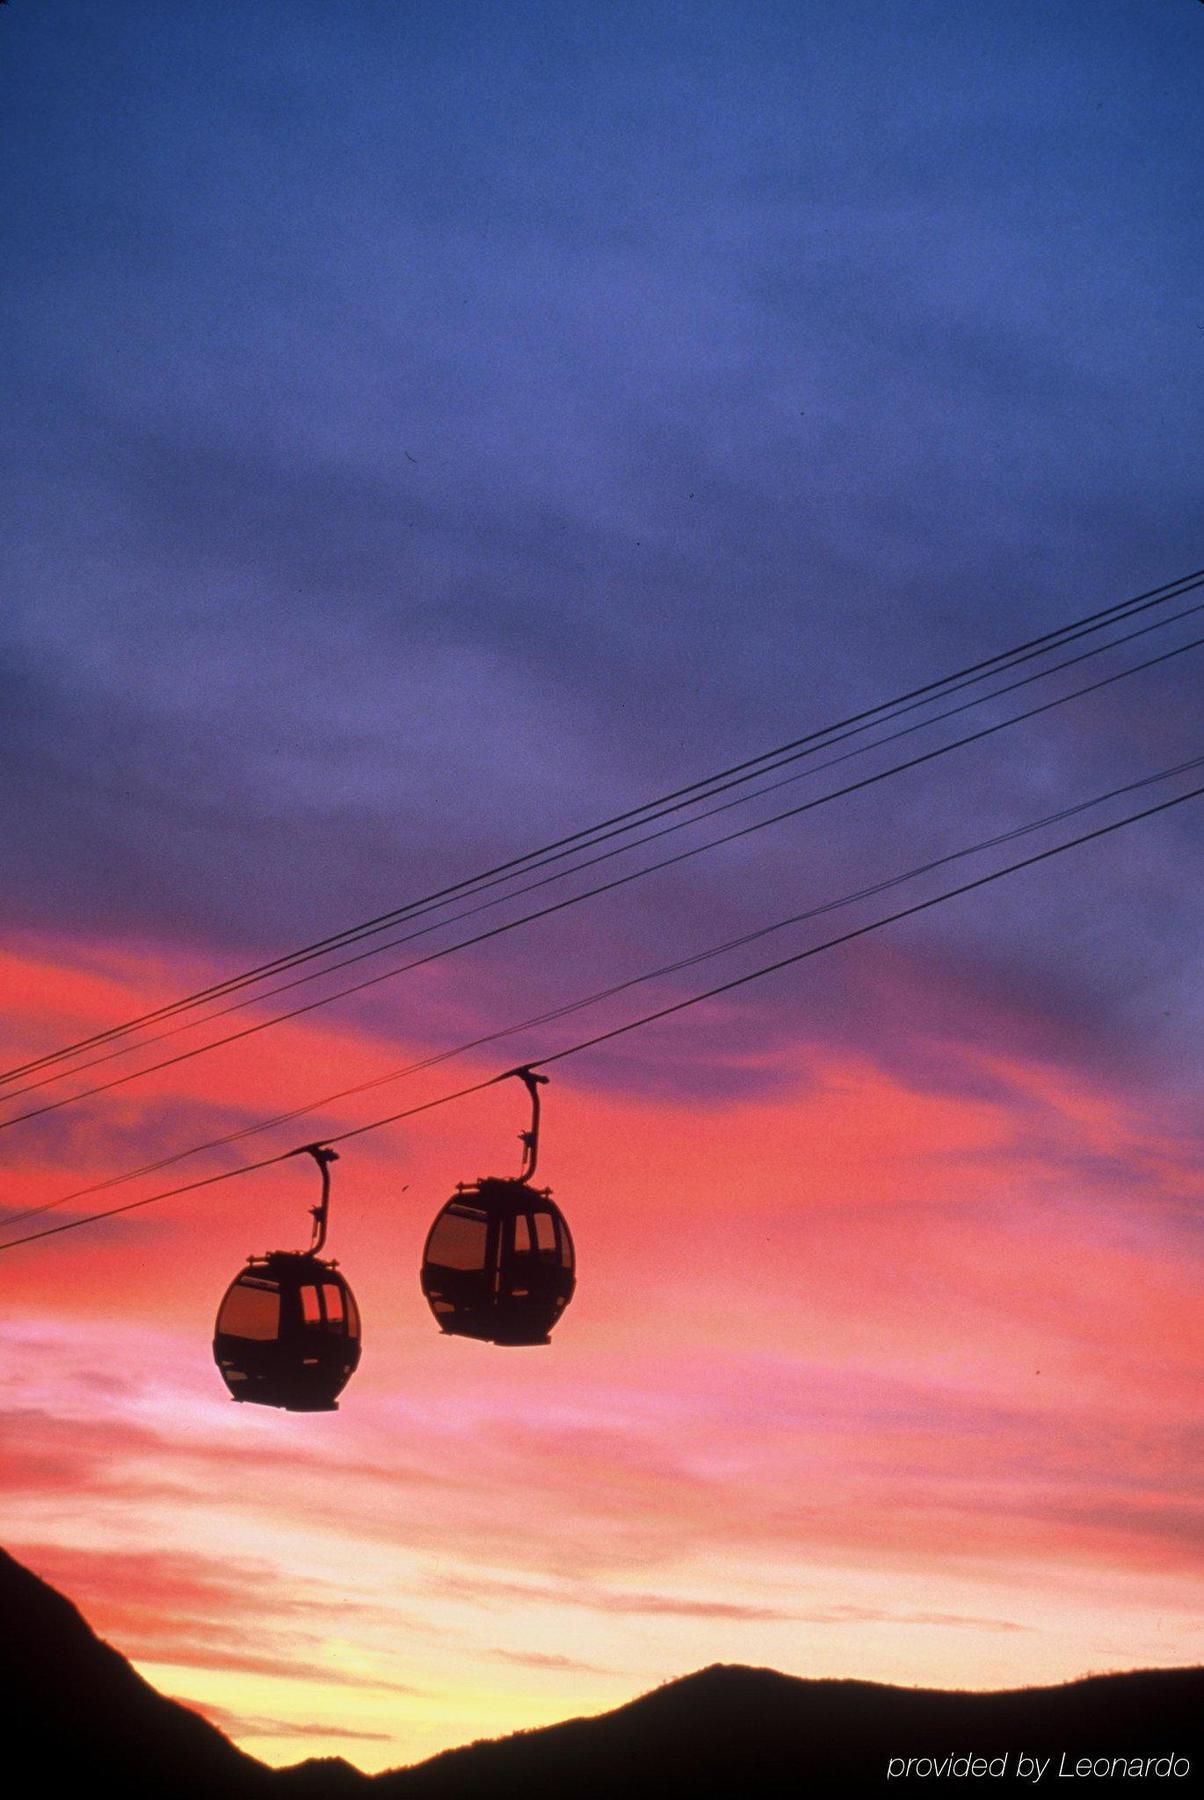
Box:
[2,931,1200,1769]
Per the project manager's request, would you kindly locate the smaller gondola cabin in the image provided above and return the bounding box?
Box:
[421,1178,575,1346]
[213,1251,361,1411]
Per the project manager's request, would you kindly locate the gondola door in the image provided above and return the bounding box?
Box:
[499,1202,573,1337]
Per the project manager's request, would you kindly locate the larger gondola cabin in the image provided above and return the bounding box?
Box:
[420,1069,576,1346]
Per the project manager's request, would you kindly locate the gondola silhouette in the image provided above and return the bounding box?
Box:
[421,1068,576,1345]
[212,1144,361,1411]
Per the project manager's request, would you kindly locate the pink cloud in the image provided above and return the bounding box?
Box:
[1,929,1199,1756]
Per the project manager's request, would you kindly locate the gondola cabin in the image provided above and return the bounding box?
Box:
[421,1068,575,1346]
[421,1177,575,1345]
[213,1250,361,1411]
[212,1142,362,1412]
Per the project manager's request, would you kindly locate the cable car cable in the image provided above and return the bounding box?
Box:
[6,749,1199,1235]
[11,593,1204,1103]
[4,565,1201,1086]
[3,626,1200,1133]
[8,566,1199,1089]
[2,774,1198,1255]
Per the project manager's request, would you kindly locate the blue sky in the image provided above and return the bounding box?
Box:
[3,0,1202,1103]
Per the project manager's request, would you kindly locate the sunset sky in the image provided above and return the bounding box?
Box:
[2,0,1202,1776]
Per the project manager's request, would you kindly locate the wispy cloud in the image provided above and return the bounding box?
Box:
[185,1700,395,1743]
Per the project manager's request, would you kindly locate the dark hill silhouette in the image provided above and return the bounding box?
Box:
[273,1756,370,1795]
[382,1660,1202,1796]
[0,1545,271,1796]
[2,1546,1199,1795]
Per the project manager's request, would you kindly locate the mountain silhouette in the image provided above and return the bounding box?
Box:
[0,1545,271,1796]
[375,1661,1203,1797]
[3,1546,1199,1795]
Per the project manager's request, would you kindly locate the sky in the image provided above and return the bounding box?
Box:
[1,0,1202,1775]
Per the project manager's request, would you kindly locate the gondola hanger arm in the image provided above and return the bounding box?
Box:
[287,1142,339,1254]
[495,1066,549,1183]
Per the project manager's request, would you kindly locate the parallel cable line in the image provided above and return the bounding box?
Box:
[3,629,1201,1132]
[2,777,1199,1254]
[5,752,1200,1234]
[529,792,1204,1076]
[11,594,1204,1102]
[5,566,1201,1086]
